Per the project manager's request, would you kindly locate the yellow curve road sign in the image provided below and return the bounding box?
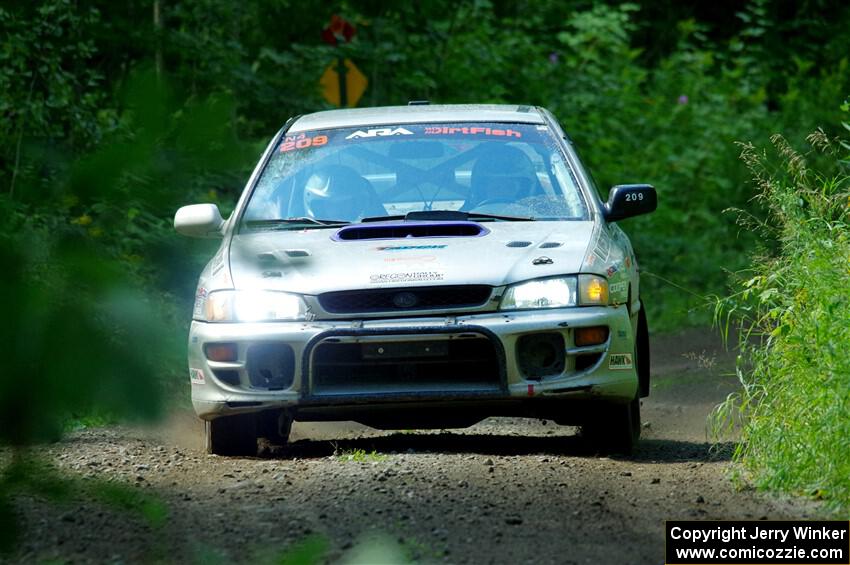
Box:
[320,58,368,107]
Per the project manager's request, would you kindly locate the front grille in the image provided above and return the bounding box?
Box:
[318,285,493,314]
[311,335,501,395]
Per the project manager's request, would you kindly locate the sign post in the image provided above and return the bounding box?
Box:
[336,57,348,108]
[320,15,367,108]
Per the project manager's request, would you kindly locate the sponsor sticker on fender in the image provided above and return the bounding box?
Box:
[609,281,628,295]
[189,368,205,385]
[608,353,633,370]
[193,287,208,319]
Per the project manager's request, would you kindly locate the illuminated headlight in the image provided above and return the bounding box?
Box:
[501,277,577,310]
[202,290,308,322]
[500,275,610,310]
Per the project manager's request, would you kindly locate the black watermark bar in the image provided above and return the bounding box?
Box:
[666,521,850,565]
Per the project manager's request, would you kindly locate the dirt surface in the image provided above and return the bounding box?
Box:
[8,328,821,564]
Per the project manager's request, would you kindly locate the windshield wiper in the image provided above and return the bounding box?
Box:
[360,210,535,223]
[462,211,536,222]
[245,217,350,230]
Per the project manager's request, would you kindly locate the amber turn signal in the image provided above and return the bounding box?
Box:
[574,326,609,347]
[204,342,238,362]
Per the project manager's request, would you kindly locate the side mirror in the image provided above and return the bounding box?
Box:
[174,204,225,238]
[603,184,657,222]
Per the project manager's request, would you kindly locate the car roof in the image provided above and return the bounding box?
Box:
[287,104,546,133]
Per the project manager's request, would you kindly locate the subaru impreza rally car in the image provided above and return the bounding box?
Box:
[174,104,657,456]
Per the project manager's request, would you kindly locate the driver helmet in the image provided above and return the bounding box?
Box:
[469,144,538,206]
[303,165,370,221]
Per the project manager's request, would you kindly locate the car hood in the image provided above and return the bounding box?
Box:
[228,221,595,295]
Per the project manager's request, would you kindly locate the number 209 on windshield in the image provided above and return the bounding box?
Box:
[279,134,328,153]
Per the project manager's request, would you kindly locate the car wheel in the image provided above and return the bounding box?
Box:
[580,395,641,455]
[637,301,651,397]
[257,409,293,447]
[205,413,259,456]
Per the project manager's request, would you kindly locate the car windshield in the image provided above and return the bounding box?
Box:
[242,122,588,229]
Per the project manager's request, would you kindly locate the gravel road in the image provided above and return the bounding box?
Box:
[8,329,819,564]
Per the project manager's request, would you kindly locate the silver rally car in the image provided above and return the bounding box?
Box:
[174,104,657,456]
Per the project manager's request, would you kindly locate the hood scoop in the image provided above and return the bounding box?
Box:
[334,221,488,241]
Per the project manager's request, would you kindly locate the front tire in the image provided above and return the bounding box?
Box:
[580,396,641,455]
[637,301,651,397]
[205,413,259,456]
[257,409,293,447]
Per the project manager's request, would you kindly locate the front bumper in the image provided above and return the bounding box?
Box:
[188,305,638,420]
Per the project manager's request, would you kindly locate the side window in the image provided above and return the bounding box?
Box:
[568,141,605,202]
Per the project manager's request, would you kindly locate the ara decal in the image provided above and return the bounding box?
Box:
[346,127,413,140]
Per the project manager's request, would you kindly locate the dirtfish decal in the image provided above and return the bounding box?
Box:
[346,127,414,139]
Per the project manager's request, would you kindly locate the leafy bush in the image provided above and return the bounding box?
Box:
[713,123,850,512]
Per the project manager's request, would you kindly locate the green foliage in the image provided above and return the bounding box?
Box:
[712,126,850,512]
[336,447,387,463]
[543,5,846,329]
[0,219,167,446]
[0,64,248,551]
[275,535,329,565]
[0,1,108,195]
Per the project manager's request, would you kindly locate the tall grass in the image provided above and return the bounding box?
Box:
[713,126,850,513]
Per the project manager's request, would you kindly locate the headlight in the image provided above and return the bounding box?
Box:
[501,277,577,309]
[500,275,610,310]
[201,290,308,322]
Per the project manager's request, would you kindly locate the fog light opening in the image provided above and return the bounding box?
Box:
[247,343,295,390]
[574,326,609,347]
[205,342,238,362]
[212,369,240,386]
[517,333,566,379]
